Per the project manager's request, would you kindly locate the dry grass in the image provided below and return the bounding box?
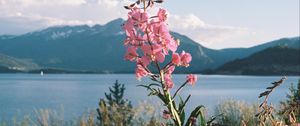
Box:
[214,99,258,126]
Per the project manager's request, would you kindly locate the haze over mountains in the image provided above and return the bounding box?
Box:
[0,18,299,75]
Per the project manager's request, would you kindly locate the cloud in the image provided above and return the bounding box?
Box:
[168,14,251,48]
[0,0,253,49]
[0,0,127,34]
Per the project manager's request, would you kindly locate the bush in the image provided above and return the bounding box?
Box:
[279,79,300,125]
[214,99,258,126]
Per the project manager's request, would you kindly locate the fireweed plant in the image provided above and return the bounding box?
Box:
[122,0,204,126]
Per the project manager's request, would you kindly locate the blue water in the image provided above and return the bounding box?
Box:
[0,74,299,120]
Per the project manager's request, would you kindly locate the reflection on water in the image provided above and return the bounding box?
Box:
[0,74,298,119]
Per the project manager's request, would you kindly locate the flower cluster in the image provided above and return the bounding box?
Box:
[123,1,202,125]
[123,7,196,89]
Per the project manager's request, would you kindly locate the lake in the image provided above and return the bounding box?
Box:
[0,74,299,120]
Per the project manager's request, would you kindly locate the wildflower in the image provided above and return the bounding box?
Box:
[186,74,197,86]
[135,64,149,80]
[128,7,149,31]
[123,1,199,125]
[140,56,151,67]
[141,44,165,62]
[164,75,174,89]
[180,51,192,67]
[165,66,175,75]
[124,46,138,61]
[157,8,167,22]
[172,53,181,66]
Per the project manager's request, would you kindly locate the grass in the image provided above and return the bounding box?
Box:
[214,99,258,126]
[0,101,162,126]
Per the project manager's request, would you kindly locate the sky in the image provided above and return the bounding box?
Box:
[0,0,299,49]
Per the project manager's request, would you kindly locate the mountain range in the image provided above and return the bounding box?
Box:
[0,18,299,75]
[213,46,300,75]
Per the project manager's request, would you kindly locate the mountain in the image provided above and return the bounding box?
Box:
[212,36,300,66]
[0,53,39,72]
[0,18,127,73]
[0,18,299,74]
[214,46,300,75]
[0,66,21,73]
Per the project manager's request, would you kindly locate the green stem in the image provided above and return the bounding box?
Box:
[160,72,182,126]
[172,81,188,99]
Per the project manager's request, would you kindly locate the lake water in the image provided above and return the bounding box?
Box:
[0,74,299,120]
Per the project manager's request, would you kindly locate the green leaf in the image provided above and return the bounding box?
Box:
[180,109,185,125]
[138,84,168,105]
[178,95,191,114]
[185,105,205,126]
[157,92,167,105]
[198,111,206,126]
[137,84,151,90]
[148,83,161,87]
[206,114,222,126]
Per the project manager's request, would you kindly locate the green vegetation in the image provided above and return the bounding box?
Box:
[214,100,258,126]
[279,79,300,125]
[97,80,134,126]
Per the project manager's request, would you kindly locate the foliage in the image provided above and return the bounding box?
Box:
[214,99,258,126]
[278,79,300,125]
[255,77,288,126]
[96,80,134,126]
[0,103,161,126]
[214,77,300,126]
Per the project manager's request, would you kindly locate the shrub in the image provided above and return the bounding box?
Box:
[214,99,258,126]
[96,80,134,126]
[278,79,300,125]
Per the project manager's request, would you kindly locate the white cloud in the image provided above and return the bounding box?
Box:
[0,0,6,5]
[0,0,254,49]
[168,14,251,48]
[0,0,127,34]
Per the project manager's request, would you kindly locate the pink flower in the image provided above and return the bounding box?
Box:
[123,20,136,39]
[148,22,177,54]
[128,7,149,31]
[180,51,192,67]
[139,56,151,67]
[166,39,178,53]
[186,74,197,86]
[123,20,146,46]
[171,51,192,67]
[165,66,175,75]
[136,64,149,80]
[155,51,165,63]
[157,8,167,22]
[141,44,165,62]
[124,47,138,61]
[141,44,162,55]
[164,66,175,89]
[172,53,181,66]
[164,74,174,89]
